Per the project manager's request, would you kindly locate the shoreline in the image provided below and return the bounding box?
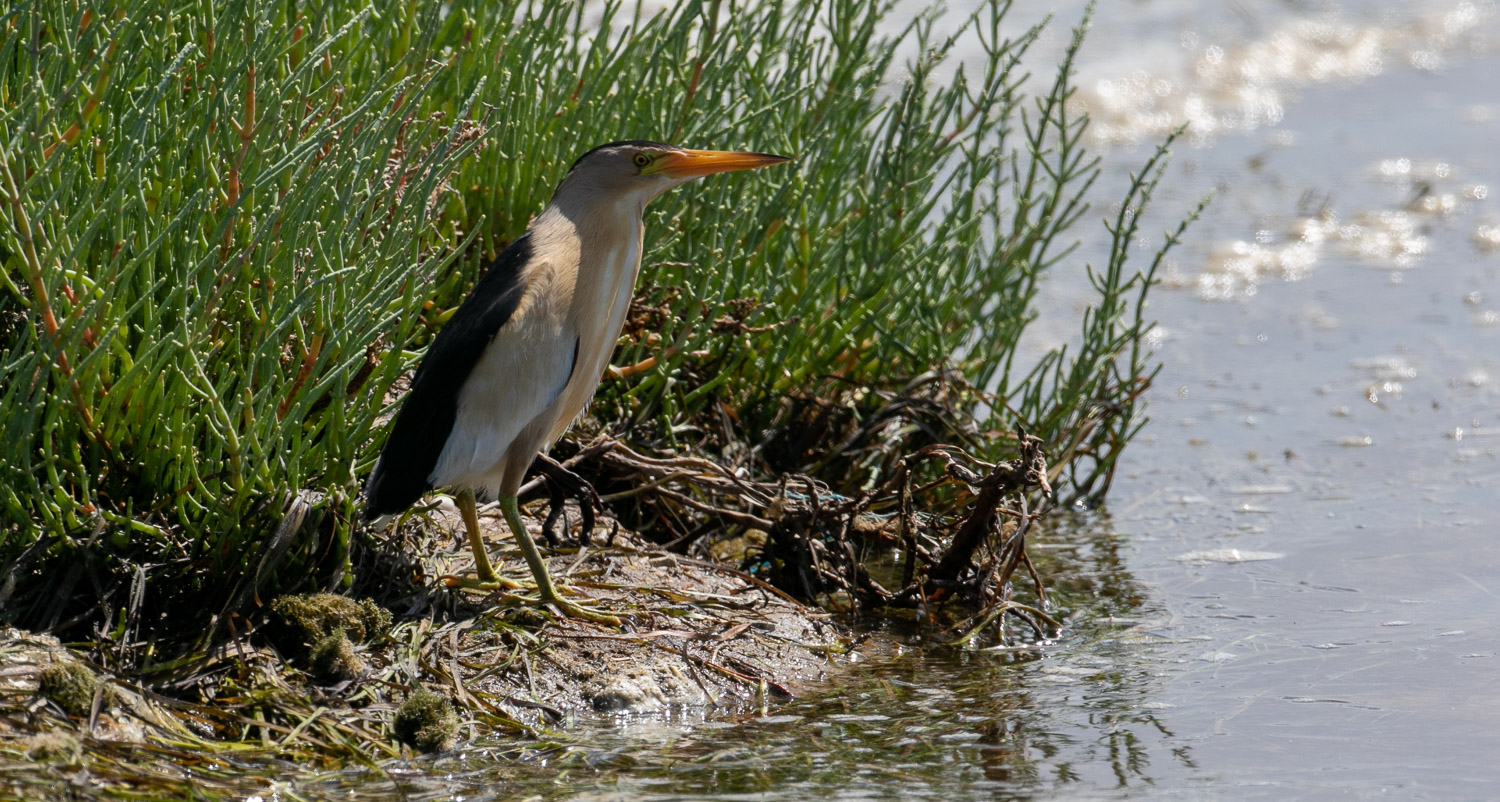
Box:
[1,506,849,777]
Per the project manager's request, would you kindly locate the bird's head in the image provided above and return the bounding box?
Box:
[553,141,792,210]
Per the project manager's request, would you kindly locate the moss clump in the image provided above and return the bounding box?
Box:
[37,661,100,716]
[26,731,81,764]
[269,593,392,647]
[392,689,459,754]
[308,629,365,684]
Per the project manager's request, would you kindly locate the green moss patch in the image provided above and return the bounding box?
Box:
[308,629,365,684]
[269,593,392,648]
[36,662,100,717]
[26,731,82,764]
[392,689,459,754]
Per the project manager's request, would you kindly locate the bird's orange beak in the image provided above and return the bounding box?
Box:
[649,149,793,179]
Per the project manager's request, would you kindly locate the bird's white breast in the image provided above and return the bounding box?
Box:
[427,213,582,491]
[427,194,650,493]
[543,218,643,442]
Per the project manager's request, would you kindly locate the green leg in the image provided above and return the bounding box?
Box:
[448,488,522,590]
[498,494,620,626]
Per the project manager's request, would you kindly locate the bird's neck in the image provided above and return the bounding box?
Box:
[533,193,647,278]
[518,195,644,416]
[528,196,646,336]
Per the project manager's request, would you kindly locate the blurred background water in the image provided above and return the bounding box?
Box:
[1061,0,1500,796]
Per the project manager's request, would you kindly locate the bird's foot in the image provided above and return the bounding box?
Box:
[533,454,601,548]
[441,571,527,591]
[537,590,622,627]
[472,588,621,627]
[442,576,621,625]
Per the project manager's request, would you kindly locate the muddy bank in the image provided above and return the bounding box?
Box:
[1,430,1059,784]
[0,433,1058,801]
[409,503,848,723]
[0,504,849,778]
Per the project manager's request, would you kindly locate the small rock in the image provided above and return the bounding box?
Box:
[590,668,669,713]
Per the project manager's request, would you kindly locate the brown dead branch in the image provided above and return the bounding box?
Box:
[556,426,1056,647]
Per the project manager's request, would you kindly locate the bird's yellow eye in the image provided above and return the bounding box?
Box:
[632,153,652,168]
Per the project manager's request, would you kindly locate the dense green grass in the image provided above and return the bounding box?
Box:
[0,0,1194,631]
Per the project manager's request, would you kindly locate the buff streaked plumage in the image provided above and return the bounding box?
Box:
[363,141,791,623]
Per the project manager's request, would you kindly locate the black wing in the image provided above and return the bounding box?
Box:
[363,233,534,518]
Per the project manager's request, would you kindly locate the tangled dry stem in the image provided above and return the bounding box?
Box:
[544,427,1057,647]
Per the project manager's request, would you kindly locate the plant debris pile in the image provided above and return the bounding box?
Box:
[548,421,1058,648]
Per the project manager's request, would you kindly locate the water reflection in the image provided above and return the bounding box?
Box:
[1073,1,1494,148]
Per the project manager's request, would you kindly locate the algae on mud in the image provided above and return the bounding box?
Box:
[270,593,394,650]
[392,689,459,754]
[34,662,102,719]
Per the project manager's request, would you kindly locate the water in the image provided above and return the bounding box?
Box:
[35,2,1500,798]
[1080,1,1500,795]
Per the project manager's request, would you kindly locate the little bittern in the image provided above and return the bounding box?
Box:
[364,142,791,624]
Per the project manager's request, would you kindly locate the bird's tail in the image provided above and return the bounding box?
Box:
[361,462,391,524]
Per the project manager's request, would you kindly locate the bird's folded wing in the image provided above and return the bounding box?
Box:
[429,310,579,488]
[365,234,542,515]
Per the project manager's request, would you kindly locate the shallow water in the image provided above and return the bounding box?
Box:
[32,2,1500,798]
[1082,1,1500,795]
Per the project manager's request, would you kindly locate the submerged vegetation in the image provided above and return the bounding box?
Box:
[0,0,1198,773]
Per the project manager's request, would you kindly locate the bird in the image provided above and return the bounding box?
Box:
[363,141,792,624]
